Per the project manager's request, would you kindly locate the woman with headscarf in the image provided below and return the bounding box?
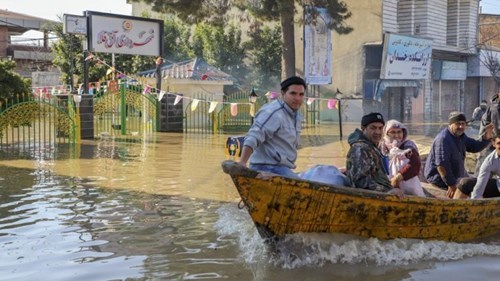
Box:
[379,119,425,197]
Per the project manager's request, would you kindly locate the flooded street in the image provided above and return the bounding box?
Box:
[1,123,500,281]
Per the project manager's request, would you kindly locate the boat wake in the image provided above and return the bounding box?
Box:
[215,203,500,269]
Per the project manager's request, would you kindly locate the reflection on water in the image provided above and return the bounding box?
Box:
[0,166,238,281]
[1,123,500,281]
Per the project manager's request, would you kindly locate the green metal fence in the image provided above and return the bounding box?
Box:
[184,93,217,134]
[217,90,266,134]
[93,80,158,139]
[0,92,76,156]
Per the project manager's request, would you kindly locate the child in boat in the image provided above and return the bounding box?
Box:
[379,119,426,197]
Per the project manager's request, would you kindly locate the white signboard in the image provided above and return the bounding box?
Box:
[304,7,332,85]
[441,61,467,80]
[63,14,87,35]
[87,11,163,56]
[380,34,433,80]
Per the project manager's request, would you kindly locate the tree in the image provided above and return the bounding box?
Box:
[131,0,353,78]
[478,17,500,88]
[0,60,31,101]
[244,24,282,89]
[192,23,247,82]
[480,49,500,86]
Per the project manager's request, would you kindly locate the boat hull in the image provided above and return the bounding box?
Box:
[222,160,500,242]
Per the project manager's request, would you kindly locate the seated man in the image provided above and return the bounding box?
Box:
[454,133,500,199]
[424,111,493,198]
[238,76,306,178]
[345,112,404,197]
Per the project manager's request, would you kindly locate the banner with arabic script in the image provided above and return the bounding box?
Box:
[380,33,433,80]
[87,11,163,57]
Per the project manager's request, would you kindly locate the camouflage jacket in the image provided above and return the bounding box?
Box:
[345,128,392,192]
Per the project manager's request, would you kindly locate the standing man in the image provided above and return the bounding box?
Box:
[472,100,488,122]
[424,111,493,198]
[239,76,306,178]
[345,112,401,195]
[470,100,488,130]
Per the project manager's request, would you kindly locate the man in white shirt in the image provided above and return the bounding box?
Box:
[455,133,500,199]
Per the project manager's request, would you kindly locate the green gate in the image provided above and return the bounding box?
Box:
[93,80,158,138]
[217,90,266,133]
[0,93,76,156]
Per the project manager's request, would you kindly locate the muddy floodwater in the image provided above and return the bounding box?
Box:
[1,123,499,281]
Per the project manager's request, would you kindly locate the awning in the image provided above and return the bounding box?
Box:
[374,79,421,102]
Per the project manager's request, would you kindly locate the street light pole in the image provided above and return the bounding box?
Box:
[249,88,258,125]
[73,94,82,143]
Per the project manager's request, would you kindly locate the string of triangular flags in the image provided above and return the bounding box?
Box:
[30,52,341,115]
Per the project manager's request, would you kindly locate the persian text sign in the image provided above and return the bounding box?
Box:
[87,11,163,56]
[380,34,433,80]
[441,61,467,80]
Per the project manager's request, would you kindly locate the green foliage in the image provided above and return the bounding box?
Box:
[163,18,193,61]
[192,23,247,82]
[0,60,30,100]
[130,0,231,25]
[131,0,353,78]
[244,24,282,89]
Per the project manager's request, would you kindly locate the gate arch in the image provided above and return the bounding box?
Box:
[93,82,158,138]
[0,94,77,154]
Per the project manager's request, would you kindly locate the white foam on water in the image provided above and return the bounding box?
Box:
[215,203,500,269]
[215,203,269,264]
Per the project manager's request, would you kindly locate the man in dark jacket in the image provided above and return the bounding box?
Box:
[345,112,403,198]
[425,111,493,198]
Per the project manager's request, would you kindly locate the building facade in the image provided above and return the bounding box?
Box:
[0,9,57,78]
[312,0,483,122]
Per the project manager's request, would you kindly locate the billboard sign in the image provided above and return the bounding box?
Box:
[304,7,332,85]
[63,14,87,35]
[380,33,433,80]
[86,11,163,56]
[441,61,467,80]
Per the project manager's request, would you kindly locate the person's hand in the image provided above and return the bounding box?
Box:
[483,123,494,141]
[256,171,277,180]
[388,188,405,199]
[390,173,403,188]
[447,185,457,199]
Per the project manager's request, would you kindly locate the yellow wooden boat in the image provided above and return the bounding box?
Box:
[222,160,500,242]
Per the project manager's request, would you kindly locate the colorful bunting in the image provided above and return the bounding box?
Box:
[208,101,218,113]
[266,91,279,99]
[158,91,166,101]
[106,67,115,76]
[191,99,200,111]
[327,99,337,109]
[27,53,348,118]
[230,103,238,116]
[84,53,94,61]
[174,95,182,105]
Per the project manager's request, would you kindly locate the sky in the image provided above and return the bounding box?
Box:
[2,0,132,42]
[2,0,499,42]
[481,0,500,14]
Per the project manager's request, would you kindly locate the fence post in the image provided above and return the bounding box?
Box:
[212,110,218,134]
[120,81,126,135]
